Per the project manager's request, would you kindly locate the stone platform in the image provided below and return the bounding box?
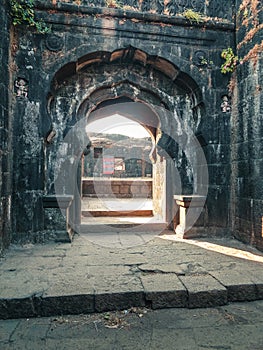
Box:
[81,197,154,217]
[1,232,263,319]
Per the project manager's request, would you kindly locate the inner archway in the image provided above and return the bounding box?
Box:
[81,98,167,227]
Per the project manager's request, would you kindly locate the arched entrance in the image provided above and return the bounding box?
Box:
[81,97,166,228]
[46,47,206,240]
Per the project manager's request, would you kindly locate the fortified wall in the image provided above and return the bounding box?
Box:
[231,0,263,249]
[0,0,262,251]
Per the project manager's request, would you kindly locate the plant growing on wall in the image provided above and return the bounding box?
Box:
[220,48,240,74]
[182,9,203,23]
[105,0,122,9]
[236,0,263,66]
[10,0,50,34]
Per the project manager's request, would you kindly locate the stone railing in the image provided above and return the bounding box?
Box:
[42,0,233,21]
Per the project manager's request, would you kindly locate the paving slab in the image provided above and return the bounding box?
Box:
[178,274,228,308]
[211,269,259,302]
[1,233,263,319]
[141,273,187,309]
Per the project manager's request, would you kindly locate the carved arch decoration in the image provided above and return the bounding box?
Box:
[47,46,204,165]
[48,46,203,113]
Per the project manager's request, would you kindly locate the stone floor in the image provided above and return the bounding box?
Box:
[1,231,263,320]
[1,300,263,349]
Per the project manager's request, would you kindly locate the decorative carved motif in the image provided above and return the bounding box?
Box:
[221,95,231,113]
[46,34,64,52]
[193,50,210,67]
[15,78,28,98]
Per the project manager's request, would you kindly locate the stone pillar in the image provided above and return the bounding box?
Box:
[152,155,166,221]
[173,195,206,238]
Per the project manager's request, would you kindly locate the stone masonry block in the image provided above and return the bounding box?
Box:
[0,298,36,320]
[211,270,257,302]
[141,273,187,309]
[95,292,145,312]
[111,185,120,194]
[119,185,130,194]
[179,274,227,308]
[34,295,95,317]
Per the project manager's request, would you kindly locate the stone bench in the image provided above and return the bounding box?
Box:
[173,195,206,238]
[42,195,74,242]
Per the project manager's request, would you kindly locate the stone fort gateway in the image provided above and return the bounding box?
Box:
[0,0,262,252]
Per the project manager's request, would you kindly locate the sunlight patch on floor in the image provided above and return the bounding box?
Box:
[161,234,263,263]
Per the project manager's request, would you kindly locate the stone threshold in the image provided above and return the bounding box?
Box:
[82,210,153,217]
[1,273,263,320]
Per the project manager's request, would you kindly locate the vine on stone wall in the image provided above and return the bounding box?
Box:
[10,0,50,33]
[220,48,240,74]
[223,0,262,92]
[237,0,262,64]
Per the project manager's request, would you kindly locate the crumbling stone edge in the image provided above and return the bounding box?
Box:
[1,283,263,320]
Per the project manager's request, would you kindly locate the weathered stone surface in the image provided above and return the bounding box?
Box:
[211,270,258,302]
[35,295,95,317]
[0,318,19,343]
[2,300,263,349]
[178,274,228,308]
[141,273,187,309]
[0,235,263,318]
[139,263,185,275]
[0,0,239,248]
[230,0,263,251]
[95,291,145,312]
[0,2,263,324]
[0,298,36,320]
[0,0,12,253]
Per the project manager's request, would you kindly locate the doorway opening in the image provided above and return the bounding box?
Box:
[80,98,167,228]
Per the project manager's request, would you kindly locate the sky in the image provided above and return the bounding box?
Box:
[86,114,150,139]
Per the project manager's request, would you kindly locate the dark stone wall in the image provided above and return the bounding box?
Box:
[0,0,12,253]
[1,0,261,250]
[3,0,237,244]
[230,0,263,250]
[10,28,47,242]
[36,0,234,20]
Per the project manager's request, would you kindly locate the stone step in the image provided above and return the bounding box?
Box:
[82,209,153,217]
[1,270,263,320]
[79,222,168,233]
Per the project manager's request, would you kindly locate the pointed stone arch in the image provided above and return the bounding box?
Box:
[49,46,203,112]
[46,46,205,236]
